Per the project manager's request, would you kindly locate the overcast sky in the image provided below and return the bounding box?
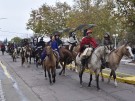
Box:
[0,0,73,41]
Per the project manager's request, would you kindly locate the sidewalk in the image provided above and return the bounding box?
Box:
[121,58,135,66]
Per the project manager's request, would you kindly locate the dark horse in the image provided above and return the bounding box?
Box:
[58,47,73,75]
[43,46,57,84]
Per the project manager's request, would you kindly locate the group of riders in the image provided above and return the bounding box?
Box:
[2,28,113,69]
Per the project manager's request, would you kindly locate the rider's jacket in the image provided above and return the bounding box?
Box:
[80,36,98,49]
[50,40,59,52]
[36,41,45,49]
[103,37,112,46]
[56,38,63,47]
[69,36,77,44]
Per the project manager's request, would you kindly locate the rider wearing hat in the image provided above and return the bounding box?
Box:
[80,29,98,53]
[101,32,113,69]
[36,37,45,49]
[55,33,63,48]
[79,29,98,68]
[68,31,78,51]
[102,32,112,46]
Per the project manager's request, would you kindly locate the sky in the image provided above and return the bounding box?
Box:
[0,0,73,41]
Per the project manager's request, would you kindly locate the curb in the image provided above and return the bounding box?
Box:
[67,65,135,85]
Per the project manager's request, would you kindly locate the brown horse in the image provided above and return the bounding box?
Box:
[43,46,57,84]
[59,47,73,75]
[101,43,134,87]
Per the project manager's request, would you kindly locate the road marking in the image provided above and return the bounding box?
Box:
[0,80,6,101]
[0,61,29,101]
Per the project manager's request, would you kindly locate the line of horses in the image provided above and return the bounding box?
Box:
[9,41,134,90]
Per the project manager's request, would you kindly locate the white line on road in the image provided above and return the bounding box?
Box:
[0,80,6,101]
[0,61,29,101]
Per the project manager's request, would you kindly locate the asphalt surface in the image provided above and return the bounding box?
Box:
[0,52,135,101]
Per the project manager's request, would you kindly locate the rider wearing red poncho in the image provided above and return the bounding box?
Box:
[79,29,98,68]
[80,29,98,53]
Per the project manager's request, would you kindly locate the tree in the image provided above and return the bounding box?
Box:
[113,0,135,44]
[26,2,71,36]
[11,37,22,44]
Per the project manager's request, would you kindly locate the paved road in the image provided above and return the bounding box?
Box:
[0,52,135,101]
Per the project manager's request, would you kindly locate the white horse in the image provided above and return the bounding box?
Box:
[12,48,17,62]
[76,45,111,90]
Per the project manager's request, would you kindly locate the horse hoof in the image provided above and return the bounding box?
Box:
[59,73,62,75]
[80,85,83,88]
[88,84,91,87]
[97,88,101,91]
[101,79,104,82]
[63,74,66,76]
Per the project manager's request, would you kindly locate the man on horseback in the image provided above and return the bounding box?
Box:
[55,33,63,48]
[101,32,113,69]
[49,35,60,59]
[36,37,45,49]
[36,37,45,65]
[68,31,78,51]
[79,29,98,68]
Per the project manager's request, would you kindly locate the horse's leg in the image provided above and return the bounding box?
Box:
[96,74,100,90]
[42,61,47,79]
[36,56,38,68]
[59,62,64,75]
[52,68,56,83]
[100,68,104,82]
[112,70,117,87]
[22,57,25,66]
[47,69,52,84]
[88,73,92,87]
[79,67,85,87]
[63,62,66,75]
[108,70,113,83]
[29,56,31,64]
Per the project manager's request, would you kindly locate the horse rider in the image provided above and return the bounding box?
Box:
[35,37,45,64]
[49,35,60,59]
[55,33,63,48]
[79,29,98,68]
[101,32,113,69]
[102,32,113,46]
[68,31,78,51]
[36,37,45,49]
[1,43,5,55]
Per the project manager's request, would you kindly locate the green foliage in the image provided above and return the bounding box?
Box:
[26,0,135,44]
[11,37,22,44]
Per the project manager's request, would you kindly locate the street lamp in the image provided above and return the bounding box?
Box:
[113,34,118,49]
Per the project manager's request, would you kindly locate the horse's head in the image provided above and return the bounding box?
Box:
[46,46,53,55]
[123,43,134,59]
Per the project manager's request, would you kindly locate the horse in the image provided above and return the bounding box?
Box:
[101,42,134,87]
[25,46,32,63]
[43,46,57,84]
[76,45,111,90]
[12,48,17,62]
[58,47,73,75]
[20,47,26,66]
